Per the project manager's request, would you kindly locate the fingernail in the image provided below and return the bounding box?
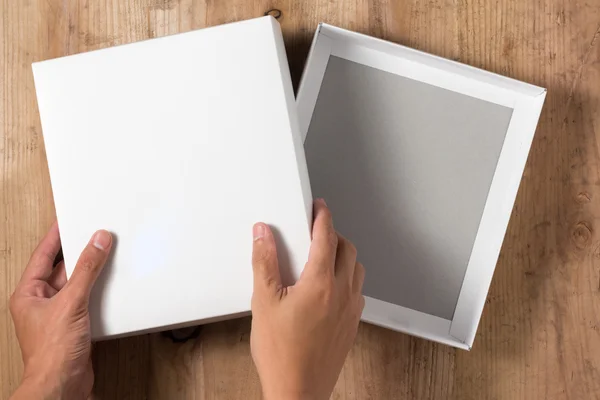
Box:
[92,230,111,251]
[253,224,265,241]
[318,198,327,207]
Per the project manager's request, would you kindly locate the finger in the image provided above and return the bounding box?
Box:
[352,262,365,294]
[48,261,67,292]
[21,221,61,282]
[305,199,337,277]
[334,234,357,287]
[64,230,112,303]
[252,223,281,296]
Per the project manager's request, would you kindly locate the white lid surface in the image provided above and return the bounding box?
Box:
[33,16,312,339]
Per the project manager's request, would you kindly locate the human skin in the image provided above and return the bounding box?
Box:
[10,199,364,400]
[250,199,365,400]
[10,223,112,399]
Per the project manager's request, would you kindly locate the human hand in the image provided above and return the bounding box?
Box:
[250,199,365,400]
[9,222,112,400]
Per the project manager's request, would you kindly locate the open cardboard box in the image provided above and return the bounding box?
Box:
[297,24,546,349]
[32,17,546,348]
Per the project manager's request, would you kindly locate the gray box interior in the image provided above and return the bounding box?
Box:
[305,56,513,320]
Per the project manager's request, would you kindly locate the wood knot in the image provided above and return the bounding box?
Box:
[572,221,593,250]
[575,191,592,204]
[264,9,282,19]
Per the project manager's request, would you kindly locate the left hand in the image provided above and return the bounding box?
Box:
[9,222,112,400]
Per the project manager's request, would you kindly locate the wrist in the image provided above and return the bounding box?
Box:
[261,380,323,400]
[11,368,62,400]
[11,379,61,400]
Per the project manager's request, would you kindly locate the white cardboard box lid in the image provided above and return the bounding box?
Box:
[33,16,313,340]
[297,24,546,349]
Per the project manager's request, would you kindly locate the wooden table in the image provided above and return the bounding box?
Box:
[1,0,599,399]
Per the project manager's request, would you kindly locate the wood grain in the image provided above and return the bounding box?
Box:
[1,0,599,399]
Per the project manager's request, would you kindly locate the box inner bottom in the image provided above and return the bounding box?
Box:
[304,56,514,320]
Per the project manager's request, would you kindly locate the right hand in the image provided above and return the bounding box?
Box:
[250,199,365,400]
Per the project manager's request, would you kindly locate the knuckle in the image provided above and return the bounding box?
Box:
[254,245,271,263]
[78,257,97,273]
[253,248,273,272]
[78,245,105,271]
[340,286,353,304]
[263,276,279,290]
[320,291,334,308]
[31,280,47,297]
[316,278,335,305]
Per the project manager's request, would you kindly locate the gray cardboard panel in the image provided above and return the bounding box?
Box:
[305,56,513,320]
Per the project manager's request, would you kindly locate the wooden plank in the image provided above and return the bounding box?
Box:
[1,0,599,399]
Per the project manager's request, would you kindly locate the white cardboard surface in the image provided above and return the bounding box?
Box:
[297,23,545,349]
[33,16,312,340]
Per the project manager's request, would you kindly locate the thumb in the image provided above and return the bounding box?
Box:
[64,230,112,304]
[252,223,281,296]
